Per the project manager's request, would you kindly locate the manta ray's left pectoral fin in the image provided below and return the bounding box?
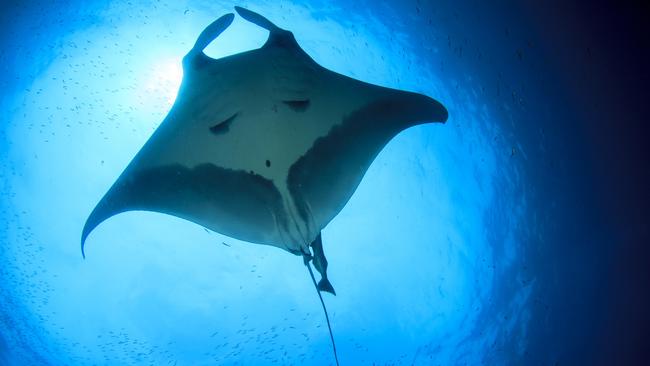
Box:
[311,232,336,295]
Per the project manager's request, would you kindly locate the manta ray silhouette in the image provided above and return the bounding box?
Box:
[81,6,447,364]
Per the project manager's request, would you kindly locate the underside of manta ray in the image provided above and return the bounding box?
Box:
[81,6,447,295]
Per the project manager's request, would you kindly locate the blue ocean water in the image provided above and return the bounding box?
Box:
[1,0,635,365]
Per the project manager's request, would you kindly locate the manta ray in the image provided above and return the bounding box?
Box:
[81,6,447,364]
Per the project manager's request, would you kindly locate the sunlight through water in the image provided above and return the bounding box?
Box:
[0,1,534,365]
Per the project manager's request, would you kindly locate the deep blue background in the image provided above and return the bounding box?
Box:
[1,0,648,365]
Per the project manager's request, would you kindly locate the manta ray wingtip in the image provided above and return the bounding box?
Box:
[81,227,90,259]
[80,202,114,260]
[440,103,449,123]
[423,94,449,123]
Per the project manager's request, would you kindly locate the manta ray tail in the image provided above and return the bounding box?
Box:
[311,232,337,295]
[317,278,336,295]
[305,259,340,366]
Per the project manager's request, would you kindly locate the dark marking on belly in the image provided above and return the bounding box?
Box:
[209,112,238,135]
[283,99,310,112]
[287,99,407,230]
[82,163,289,248]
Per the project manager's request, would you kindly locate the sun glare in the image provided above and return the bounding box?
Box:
[144,58,183,107]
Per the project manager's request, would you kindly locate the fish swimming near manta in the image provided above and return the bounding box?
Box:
[81,6,448,365]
